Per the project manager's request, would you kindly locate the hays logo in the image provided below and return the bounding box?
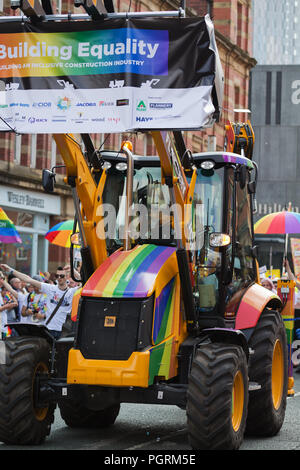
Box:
[57,97,71,110]
[136,116,153,122]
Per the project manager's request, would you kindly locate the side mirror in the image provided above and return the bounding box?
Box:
[248,161,258,214]
[239,165,247,189]
[251,245,258,258]
[209,232,231,250]
[42,169,55,193]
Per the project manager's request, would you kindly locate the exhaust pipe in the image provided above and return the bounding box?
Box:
[121,141,134,251]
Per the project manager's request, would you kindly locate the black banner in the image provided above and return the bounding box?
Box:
[0,15,223,133]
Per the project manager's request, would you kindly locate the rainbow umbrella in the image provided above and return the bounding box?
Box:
[0,207,22,243]
[254,211,300,235]
[45,219,76,248]
[254,210,300,268]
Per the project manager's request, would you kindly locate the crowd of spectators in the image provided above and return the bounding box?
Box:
[0,263,81,340]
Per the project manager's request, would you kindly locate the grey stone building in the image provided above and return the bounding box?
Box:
[250,64,300,219]
[250,64,300,274]
[252,0,300,65]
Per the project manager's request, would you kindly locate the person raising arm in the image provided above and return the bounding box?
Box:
[0,265,42,290]
[0,264,79,340]
[283,259,300,290]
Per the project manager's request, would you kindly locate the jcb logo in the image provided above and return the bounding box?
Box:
[104,316,116,327]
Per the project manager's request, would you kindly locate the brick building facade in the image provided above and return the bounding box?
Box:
[0,0,255,274]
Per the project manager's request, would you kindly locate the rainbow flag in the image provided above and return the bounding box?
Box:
[0,207,21,244]
[5,326,12,337]
[3,292,13,303]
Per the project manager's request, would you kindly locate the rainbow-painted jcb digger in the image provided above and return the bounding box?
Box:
[0,125,288,450]
[0,2,288,451]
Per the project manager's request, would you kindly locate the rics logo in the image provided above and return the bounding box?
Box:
[57,96,71,110]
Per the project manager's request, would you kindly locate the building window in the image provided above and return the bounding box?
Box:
[16,247,28,261]
[197,0,213,16]
[0,209,49,275]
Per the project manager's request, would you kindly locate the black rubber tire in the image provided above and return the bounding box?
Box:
[186,342,248,450]
[246,309,288,436]
[0,337,56,445]
[59,399,120,428]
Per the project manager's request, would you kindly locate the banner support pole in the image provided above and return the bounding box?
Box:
[0,9,185,22]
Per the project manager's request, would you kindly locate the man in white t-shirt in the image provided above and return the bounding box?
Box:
[0,264,79,340]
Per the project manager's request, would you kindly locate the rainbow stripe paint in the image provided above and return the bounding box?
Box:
[235,283,279,330]
[82,244,176,298]
[0,207,21,243]
[0,28,168,78]
[81,244,179,385]
[148,278,177,383]
[152,278,176,344]
[223,153,254,168]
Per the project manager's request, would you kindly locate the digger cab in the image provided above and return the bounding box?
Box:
[98,149,258,329]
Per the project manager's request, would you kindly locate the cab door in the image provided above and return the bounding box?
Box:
[223,166,256,315]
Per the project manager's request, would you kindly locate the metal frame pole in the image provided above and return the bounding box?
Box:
[0,9,185,22]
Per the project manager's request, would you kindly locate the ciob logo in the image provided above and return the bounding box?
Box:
[33,102,51,108]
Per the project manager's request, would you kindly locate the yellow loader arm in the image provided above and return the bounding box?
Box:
[53,133,107,270]
[224,119,255,159]
[151,131,197,247]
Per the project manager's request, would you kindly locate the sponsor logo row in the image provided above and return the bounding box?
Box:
[4,114,180,125]
[0,98,174,111]
[3,115,122,125]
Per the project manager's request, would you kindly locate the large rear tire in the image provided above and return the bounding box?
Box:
[246,309,288,436]
[187,342,248,450]
[0,337,56,445]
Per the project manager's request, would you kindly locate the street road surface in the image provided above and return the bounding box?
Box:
[1,373,300,451]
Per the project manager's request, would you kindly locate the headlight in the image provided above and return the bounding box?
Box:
[200,160,215,170]
[116,162,127,171]
[209,232,231,247]
[102,161,112,169]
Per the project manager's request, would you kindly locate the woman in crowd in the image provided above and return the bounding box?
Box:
[261,277,277,293]
[21,275,48,325]
[0,277,18,339]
